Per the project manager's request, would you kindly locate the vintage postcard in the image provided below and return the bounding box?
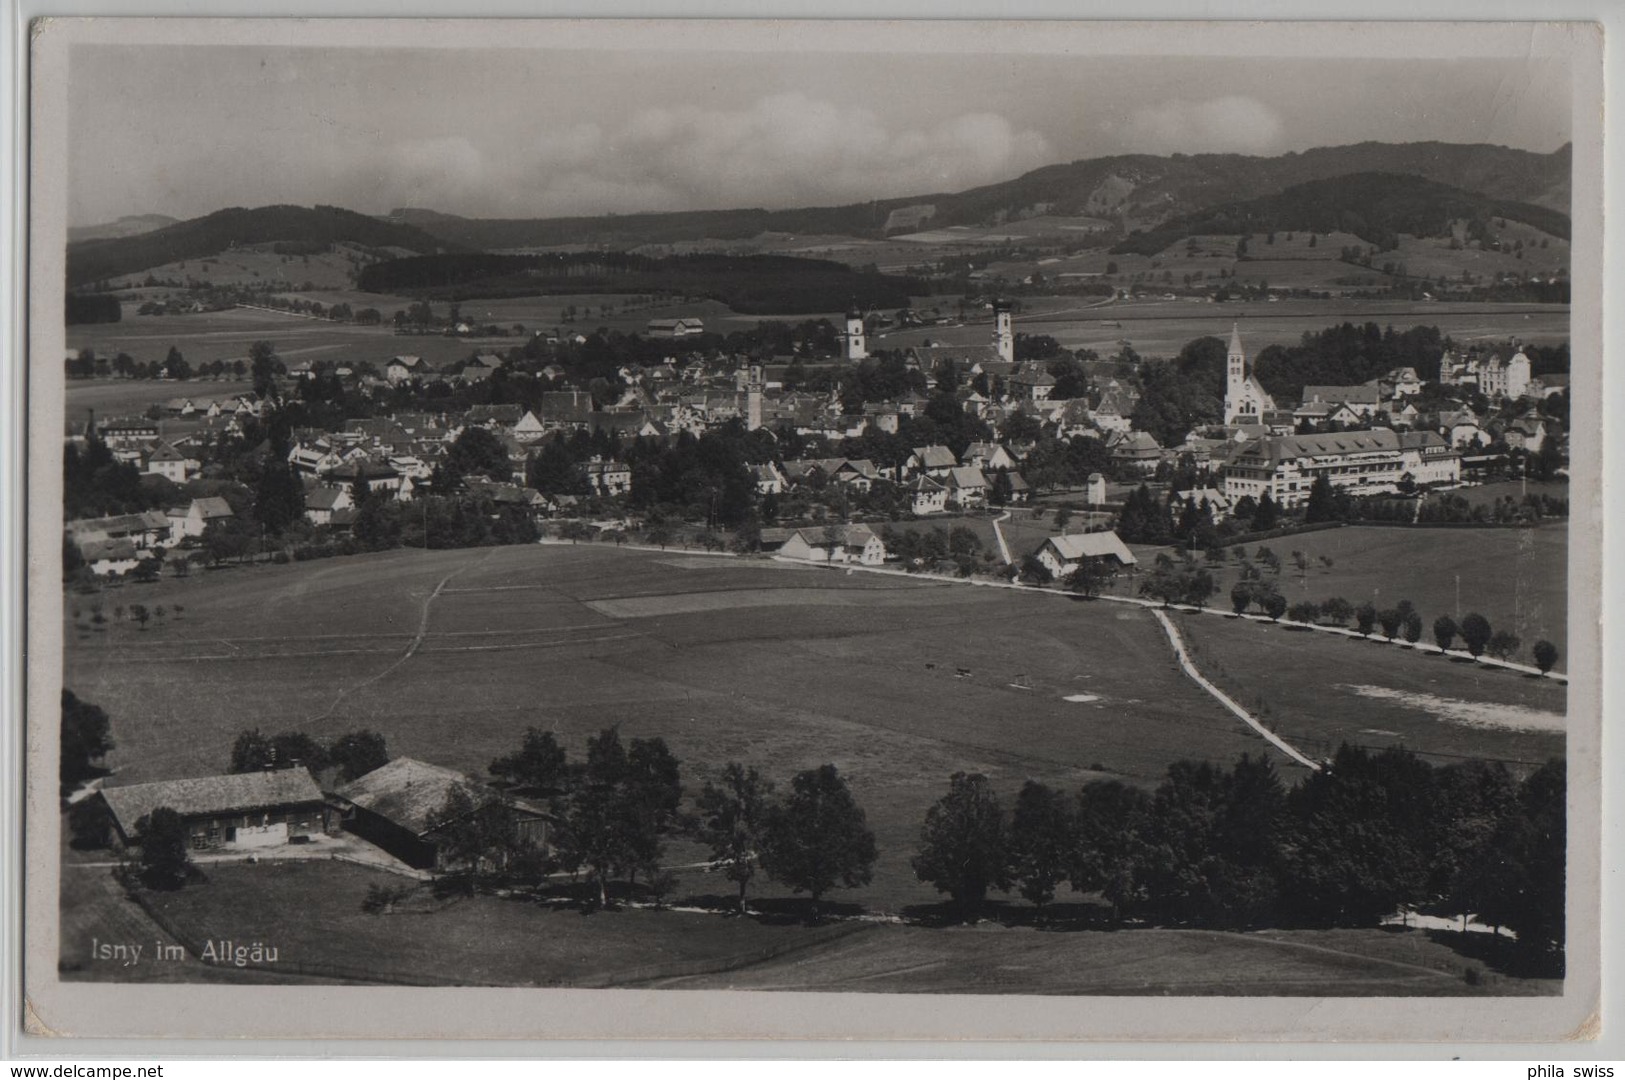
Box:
[21,17,1604,1045]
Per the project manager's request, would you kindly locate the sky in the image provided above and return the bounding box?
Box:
[66,43,1572,226]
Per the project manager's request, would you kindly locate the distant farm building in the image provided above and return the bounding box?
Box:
[645,318,705,339]
[1035,530,1137,581]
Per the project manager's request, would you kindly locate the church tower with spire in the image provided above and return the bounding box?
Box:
[1223,324,1276,425]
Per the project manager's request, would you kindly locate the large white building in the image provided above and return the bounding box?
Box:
[1224,325,1276,424]
[1438,346,1532,400]
[1222,428,1404,508]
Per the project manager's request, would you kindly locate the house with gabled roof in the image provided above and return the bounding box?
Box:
[303,486,354,526]
[907,445,958,478]
[168,496,235,540]
[98,767,329,851]
[946,466,991,508]
[909,474,948,515]
[331,757,552,870]
[144,442,192,483]
[777,523,887,566]
[1035,530,1137,581]
[386,355,427,384]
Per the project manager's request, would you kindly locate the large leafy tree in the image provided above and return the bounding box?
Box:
[437,425,513,489]
[1008,780,1074,912]
[912,772,1011,920]
[1072,779,1152,921]
[329,730,389,782]
[697,762,774,914]
[135,807,191,890]
[489,728,570,795]
[1278,745,1435,927]
[761,764,878,919]
[61,690,114,795]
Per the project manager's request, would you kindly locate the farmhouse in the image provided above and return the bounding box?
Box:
[385,356,427,384]
[777,524,887,566]
[168,496,235,540]
[98,768,329,851]
[143,442,193,483]
[79,538,141,577]
[1035,530,1137,581]
[331,757,552,871]
[645,317,705,339]
[66,510,171,550]
[1222,428,1404,508]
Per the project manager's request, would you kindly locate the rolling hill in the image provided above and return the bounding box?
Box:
[1109,172,1571,256]
[387,141,1571,250]
[66,204,458,287]
[67,214,179,244]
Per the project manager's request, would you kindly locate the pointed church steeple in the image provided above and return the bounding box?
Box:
[1229,322,1244,359]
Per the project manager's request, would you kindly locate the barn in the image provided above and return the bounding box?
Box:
[98,768,330,851]
[330,757,552,870]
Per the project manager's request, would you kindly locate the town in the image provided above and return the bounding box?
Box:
[63,303,1568,583]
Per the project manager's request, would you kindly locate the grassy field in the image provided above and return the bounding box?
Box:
[1124,523,1568,661]
[1170,610,1566,770]
[88,859,1555,995]
[62,543,1572,992]
[68,543,1298,913]
[64,378,249,425]
[67,306,523,375]
[871,297,1569,357]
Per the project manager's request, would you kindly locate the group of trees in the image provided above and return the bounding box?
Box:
[909,751,1565,961]
[469,728,881,917]
[227,727,389,782]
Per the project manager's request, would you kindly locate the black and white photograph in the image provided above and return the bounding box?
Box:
[19,16,1605,1044]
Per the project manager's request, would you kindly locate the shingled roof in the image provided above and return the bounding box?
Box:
[100,769,324,837]
[333,757,491,838]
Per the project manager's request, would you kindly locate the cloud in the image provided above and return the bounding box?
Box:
[365,93,1052,217]
[1126,96,1285,155]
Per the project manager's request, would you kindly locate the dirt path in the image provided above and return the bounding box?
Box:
[990,511,1014,564]
[1150,608,1321,771]
[304,549,497,723]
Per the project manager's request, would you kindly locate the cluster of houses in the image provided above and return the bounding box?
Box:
[66,497,237,575]
[66,311,1566,571]
[1200,327,1565,511]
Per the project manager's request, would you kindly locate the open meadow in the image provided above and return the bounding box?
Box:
[870,297,1570,356]
[1121,522,1569,661]
[75,858,1553,995]
[68,539,1568,912]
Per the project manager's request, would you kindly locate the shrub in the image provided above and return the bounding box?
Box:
[1354,602,1378,636]
[1533,639,1559,674]
[1433,615,1458,651]
[1460,613,1493,658]
[1320,597,1353,626]
[1287,601,1320,624]
[1486,630,1522,662]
